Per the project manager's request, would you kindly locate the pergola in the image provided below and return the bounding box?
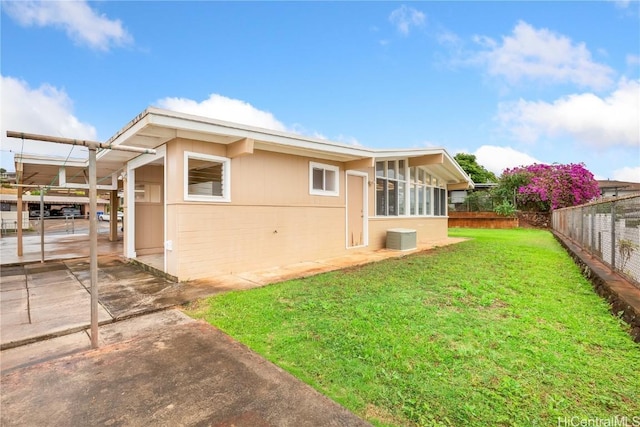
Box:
[7,131,155,348]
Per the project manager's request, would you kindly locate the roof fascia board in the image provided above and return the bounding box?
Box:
[98,108,473,188]
[0,194,110,203]
[57,183,117,191]
[97,112,152,160]
[15,155,87,168]
[147,111,370,159]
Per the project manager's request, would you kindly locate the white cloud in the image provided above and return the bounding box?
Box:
[0,76,97,170]
[627,54,640,66]
[472,21,614,90]
[497,78,640,148]
[436,29,462,48]
[2,0,132,51]
[155,94,288,132]
[610,0,631,8]
[389,5,426,36]
[334,134,362,147]
[157,94,365,149]
[612,166,640,182]
[473,145,541,175]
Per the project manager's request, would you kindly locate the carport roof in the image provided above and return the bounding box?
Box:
[14,107,473,190]
[14,154,121,189]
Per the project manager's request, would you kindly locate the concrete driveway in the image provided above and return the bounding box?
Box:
[0,252,375,426]
[1,310,371,426]
[1,255,247,350]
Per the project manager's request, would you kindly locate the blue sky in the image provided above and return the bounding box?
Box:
[1,1,639,182]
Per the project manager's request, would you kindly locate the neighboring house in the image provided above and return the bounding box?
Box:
[15,108,473,281]
[598,180,640,198]
[0,170,16,185]
[449,182,498,209]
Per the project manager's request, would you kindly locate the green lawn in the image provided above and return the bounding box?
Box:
[186,228,640,426]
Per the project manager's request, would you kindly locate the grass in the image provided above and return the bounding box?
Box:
[185,228,640,426]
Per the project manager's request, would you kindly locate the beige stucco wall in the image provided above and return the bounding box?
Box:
[159,138,450,280]
[169,204,345,279]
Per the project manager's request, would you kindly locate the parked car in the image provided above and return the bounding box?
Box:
[61,207,82,218]
[29,209,50,217]
[99,211,124,221]
[49,209,63,217]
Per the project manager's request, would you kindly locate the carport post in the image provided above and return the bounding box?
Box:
[16,185,23,256]
[89,145,99,348]
[39,189,44,263]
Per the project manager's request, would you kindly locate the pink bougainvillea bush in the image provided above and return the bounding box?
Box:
[499,163,601,211]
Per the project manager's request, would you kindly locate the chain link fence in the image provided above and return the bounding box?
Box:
[552,194,640,288]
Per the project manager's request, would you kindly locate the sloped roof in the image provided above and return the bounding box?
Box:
[597,180,640,192]
[15,107,474,190]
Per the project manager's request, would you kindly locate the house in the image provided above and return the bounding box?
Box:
[14,108,473,281]
[597,180,640,198]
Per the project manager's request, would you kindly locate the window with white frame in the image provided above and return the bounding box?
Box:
[184,151,230,202]
[376,159,447,217]
[309,162,339,196]
[376,160,406,216]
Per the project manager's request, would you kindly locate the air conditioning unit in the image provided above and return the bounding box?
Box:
[386,228,417,251]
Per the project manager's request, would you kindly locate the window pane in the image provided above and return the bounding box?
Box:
[388,160,396,179]
[325,170,336,192]
[398,160,405,180]
[440,188,447,216]
[433,188,440,216]
[188,158,223,196]
[376,178,386,215]
[426,187,432,215]
[418,168,425,185]
[309,162,339,196]
[135,184,146,201]
[312,168,324,190]
[410,185,416,215]
[376,161,385,177]
[388,180,397,215]
[410,167,416,183]
[398,182,406,215]
[418,186,424,215]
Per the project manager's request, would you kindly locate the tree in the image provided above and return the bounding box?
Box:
[496,163,600,212]
[454,153,497,183]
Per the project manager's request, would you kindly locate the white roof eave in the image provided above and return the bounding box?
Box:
[94,107,473,186]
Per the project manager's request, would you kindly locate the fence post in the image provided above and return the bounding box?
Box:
[610,200,616,270]
[580,206,585,246]
[590,205,595,254]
